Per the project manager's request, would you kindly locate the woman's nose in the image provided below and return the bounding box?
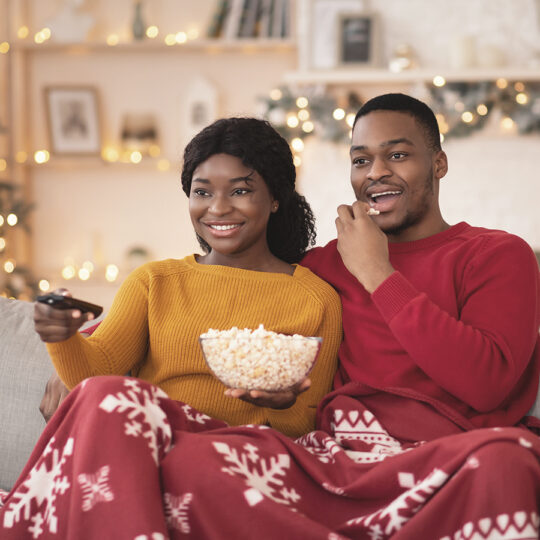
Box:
[209,195,232,215]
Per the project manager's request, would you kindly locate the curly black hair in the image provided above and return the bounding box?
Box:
[181,117,316,263]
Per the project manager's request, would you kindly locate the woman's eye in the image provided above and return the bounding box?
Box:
[192,189,209,197]
[232,188,249,195]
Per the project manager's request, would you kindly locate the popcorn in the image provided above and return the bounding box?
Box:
[367,207,380,215]
[199,324,322,391]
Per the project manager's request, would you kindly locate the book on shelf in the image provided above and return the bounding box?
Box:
[238,0,261,38]
[206,0,230,38]
[222,0,246,40]
[271,0,290,39]
[258,0,274,38]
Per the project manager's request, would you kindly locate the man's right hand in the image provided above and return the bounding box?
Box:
[34,289,94,342]
[40,372,70,423]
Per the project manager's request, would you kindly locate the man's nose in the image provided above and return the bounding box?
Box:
[367,158,391,181]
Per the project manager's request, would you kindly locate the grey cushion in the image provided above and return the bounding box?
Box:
[0,298,54,491]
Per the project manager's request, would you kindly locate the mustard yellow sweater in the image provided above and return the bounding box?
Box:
[47,255,342,438]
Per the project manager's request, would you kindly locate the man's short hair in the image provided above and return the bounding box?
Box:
[354,93,442,151]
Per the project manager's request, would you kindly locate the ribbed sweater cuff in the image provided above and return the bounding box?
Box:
[371,271,420,323]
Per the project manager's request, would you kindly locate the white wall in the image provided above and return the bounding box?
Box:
[20,0,540,309]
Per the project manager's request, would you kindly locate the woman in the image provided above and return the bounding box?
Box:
[33,117,342,438]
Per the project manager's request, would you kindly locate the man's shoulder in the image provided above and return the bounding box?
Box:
[301,240,339,268]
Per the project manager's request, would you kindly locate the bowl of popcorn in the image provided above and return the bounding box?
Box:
[199,325,322,392]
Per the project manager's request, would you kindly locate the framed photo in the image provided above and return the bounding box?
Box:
[45,86,101,155]
[336,12,379,67]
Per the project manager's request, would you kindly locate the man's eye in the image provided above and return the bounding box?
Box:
[352,157,367,166]
[390,152,406,159]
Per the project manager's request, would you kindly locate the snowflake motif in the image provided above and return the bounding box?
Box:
[346,468,449,538]
[213,441,301,509]
[367,524,384,540]
[77,465,114,511]
[164,492,193,534]
[322,482,345,495]
[181,403,212,425]
[133,533,166,540]
[98,379,172,465]
[296,432,343,463]
[3,437,74,538]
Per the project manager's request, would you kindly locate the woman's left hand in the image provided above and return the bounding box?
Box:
[224,378,311,409]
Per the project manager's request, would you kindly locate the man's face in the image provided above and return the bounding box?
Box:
[350,110,447,242]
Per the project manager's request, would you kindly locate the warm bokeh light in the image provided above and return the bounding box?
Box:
[270,88,282,101]
[514,82,525,92]
[433,75,446,87]
[130,151,142,164]
[41,28,51,40]
[107,34,120,46]
[157,159,170,171]
[302,121,314,133]
[0,158,7,171]
[38,280,50,292]
[461,111,474,123]
[501,117,515,130]
[148,144,161,157]
[476,104,488,116]
[496,78,508,89]
[0,42,10,54]
[175,32,187,44]
[296,96,308,108]
[297,109,310,121]
[17,26,29,39]
[291,138,304,152]
[165,34,176,46]
[61,265,76,280]
[0,215,4,226]
[15,151,28,163]
[105,264,120,282]
[0,237,5,251]
[102,146,119,162]
[34,150,50,164]
[146,26,159,39]
[293,155,302,167]
[187,28,200,40]
[332,108,345,120]
[4,260,15,273]
[7,213,18,226]
[346,113,356,127]
[78,268,90,280]
[286,115,299,128]
[440,133,445,143]
[454,101,465,112]
[82,261,94,272]
[516,92,528,105]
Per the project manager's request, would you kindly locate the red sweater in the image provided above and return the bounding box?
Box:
[302,222,540,428]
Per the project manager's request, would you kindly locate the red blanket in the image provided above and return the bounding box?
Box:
[1,376,539,539]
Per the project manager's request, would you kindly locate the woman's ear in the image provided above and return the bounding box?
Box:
[271,201,279,213]
[434,150,448,180]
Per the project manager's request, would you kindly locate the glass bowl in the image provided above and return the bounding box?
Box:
[199,332,323,392]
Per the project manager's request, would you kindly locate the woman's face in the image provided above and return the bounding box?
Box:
[189,153,277,260]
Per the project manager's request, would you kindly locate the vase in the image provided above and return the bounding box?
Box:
[132,1,146,41]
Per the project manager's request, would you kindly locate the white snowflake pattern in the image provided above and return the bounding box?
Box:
[181,403,212,425]
[99,379,172,465]
[346,468,449,538]
[213,441,301,508]
[77,465,114,511]
[3,437,74,538]
[133,533,166,540]
[164,492,193,534]
[296,432,343,463]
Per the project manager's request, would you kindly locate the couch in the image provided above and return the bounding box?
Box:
[1,296,539,492]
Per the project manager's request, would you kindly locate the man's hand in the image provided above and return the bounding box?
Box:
[335,201,395,293]
[34,289,94,343]
[224,378,311,409]
[40,372,70,422]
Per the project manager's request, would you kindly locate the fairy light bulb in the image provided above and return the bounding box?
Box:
[461,111,474,123]
[477,104,488,116]
[38,280,50,292]
[270,88,282,100]
[6,213,18,226]
[78,268,90,280]
[302,121,314,133]
[286,115,299,128]
[61,265,76,280]
[146,26,159,39]
[105,264,119,282]
[433,76,446,87]
[34,150,50,164]
[4,260,15,273]
[107,34,120,46]
[0,237,5,251]
[291,138,304,152]
[296,96,308,108]
[298,109,310,121]
[332,108,345,120]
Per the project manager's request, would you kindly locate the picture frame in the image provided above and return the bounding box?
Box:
[336,12,379,67]
[45,86,101,155]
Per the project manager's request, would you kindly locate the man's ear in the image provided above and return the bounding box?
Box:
[433,150,448,180]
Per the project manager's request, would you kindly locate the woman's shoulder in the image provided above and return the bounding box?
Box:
[129,255,196,279]
[293,264,341,306]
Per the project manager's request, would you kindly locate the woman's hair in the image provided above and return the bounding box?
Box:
[181,117,316,263]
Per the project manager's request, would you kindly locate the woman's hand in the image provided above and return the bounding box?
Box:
[224,378,311,409]
[40,372,70,422]
[34,289,95,343]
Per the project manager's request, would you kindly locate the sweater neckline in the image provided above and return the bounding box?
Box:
[185,254,303,280]
[388,222,470,254]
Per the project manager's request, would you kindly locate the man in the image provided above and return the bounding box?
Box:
[303,92,540,429]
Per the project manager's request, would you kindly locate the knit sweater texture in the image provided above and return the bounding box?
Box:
[47,255,342,438]
[302,222,540,428]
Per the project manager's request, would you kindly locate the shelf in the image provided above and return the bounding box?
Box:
[27,156,178,171]
[283,67,540,85]
[11,38,296,54]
